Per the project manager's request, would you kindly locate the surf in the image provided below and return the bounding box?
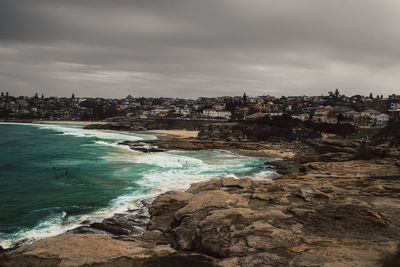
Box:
[0,123,276,249]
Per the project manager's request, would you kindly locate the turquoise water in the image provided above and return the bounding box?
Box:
[0,123,275,248]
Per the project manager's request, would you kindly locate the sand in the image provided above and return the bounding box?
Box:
[146,129,199,138]
[32,120,107,126]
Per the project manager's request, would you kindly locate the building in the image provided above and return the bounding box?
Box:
[343,110,361,125]
[202,109,231,119]
[292,114,310,121]
[376,114,390,128]
[357,109,381,128]
[312,106,337,123]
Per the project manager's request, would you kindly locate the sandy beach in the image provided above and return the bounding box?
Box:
[32,120,107,126]
[146,129,199,138]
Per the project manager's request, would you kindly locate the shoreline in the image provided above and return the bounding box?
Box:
[32,120,108,126]
[0,127,279,251]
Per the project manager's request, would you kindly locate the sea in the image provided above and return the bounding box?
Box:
[0,122,276,248]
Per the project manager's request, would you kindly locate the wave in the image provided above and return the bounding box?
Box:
[0,212,67,249]
[32,124,157,142]
[0,123,277,249]
[1,122,158,142]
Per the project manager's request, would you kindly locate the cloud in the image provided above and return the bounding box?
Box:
[0,0,399,97]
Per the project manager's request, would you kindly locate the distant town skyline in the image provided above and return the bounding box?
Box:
[1,0,400,98]
[0,90,397,100]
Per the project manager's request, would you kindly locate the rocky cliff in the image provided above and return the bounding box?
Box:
[197,122,321,142]
[2,156,400,266]
[84,118,225,131]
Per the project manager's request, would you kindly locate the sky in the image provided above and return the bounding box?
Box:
[1,0,400,98]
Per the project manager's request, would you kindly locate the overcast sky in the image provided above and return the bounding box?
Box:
[1,0,400,98]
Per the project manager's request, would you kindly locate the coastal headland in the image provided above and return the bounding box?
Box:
[1,118,400,266]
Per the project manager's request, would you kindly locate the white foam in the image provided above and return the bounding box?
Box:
[32,124,156,142]
[0,122,157,143]
[0,212,68,249]
[0,123,278,249]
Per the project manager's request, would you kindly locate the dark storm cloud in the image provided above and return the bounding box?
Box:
[0,0,399,98]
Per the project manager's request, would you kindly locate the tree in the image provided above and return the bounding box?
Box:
[72,93,75,99]
[41,93,44,99]
[0,92,3,97]
[34,93,38,99]
[225,99,236,112]
[334,88,340,98]
[337,113,344,124]
[242,92,247,105]
[5,92,8,97]
[381,94,383,99]
[230,110,244,121]
[369,93,373,99]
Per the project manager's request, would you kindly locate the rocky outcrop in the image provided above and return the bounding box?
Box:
[84,118,225,132]
[118,141,166,153]
[2,158,400,266]
[0,234,217,267]
[197,122,321,142]
[142,160,400,266]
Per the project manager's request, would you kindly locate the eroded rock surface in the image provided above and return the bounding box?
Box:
[142,160,400,266]
[0,234,217,267]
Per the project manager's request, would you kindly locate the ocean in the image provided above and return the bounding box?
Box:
[0,122,276,248]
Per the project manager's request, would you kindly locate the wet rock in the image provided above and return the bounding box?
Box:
[119,141,166,153]
[90,222,132,236]
[67,226,114,236]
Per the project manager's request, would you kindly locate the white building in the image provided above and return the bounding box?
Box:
[390,103,400,110]
[203,109,231,119]
[292,114,309,121]
[376,114,390,128]
[213,103,226,111]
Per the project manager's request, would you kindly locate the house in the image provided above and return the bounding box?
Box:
[265,112,283,117]
[376,114,390,128]
[360,103,387,114]
[389,103,400,119]
[361,109,381,118]
[312,106,336,123]
[213,103,226,111]
[390,103,400,110]
[202,109,231,119]
[292,114,310,121]
[389,94,400,101]
[357,109,381,128]
[343,110,361,125]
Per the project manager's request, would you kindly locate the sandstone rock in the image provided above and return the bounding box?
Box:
[0,234,220,267]
[143,161,400,266]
